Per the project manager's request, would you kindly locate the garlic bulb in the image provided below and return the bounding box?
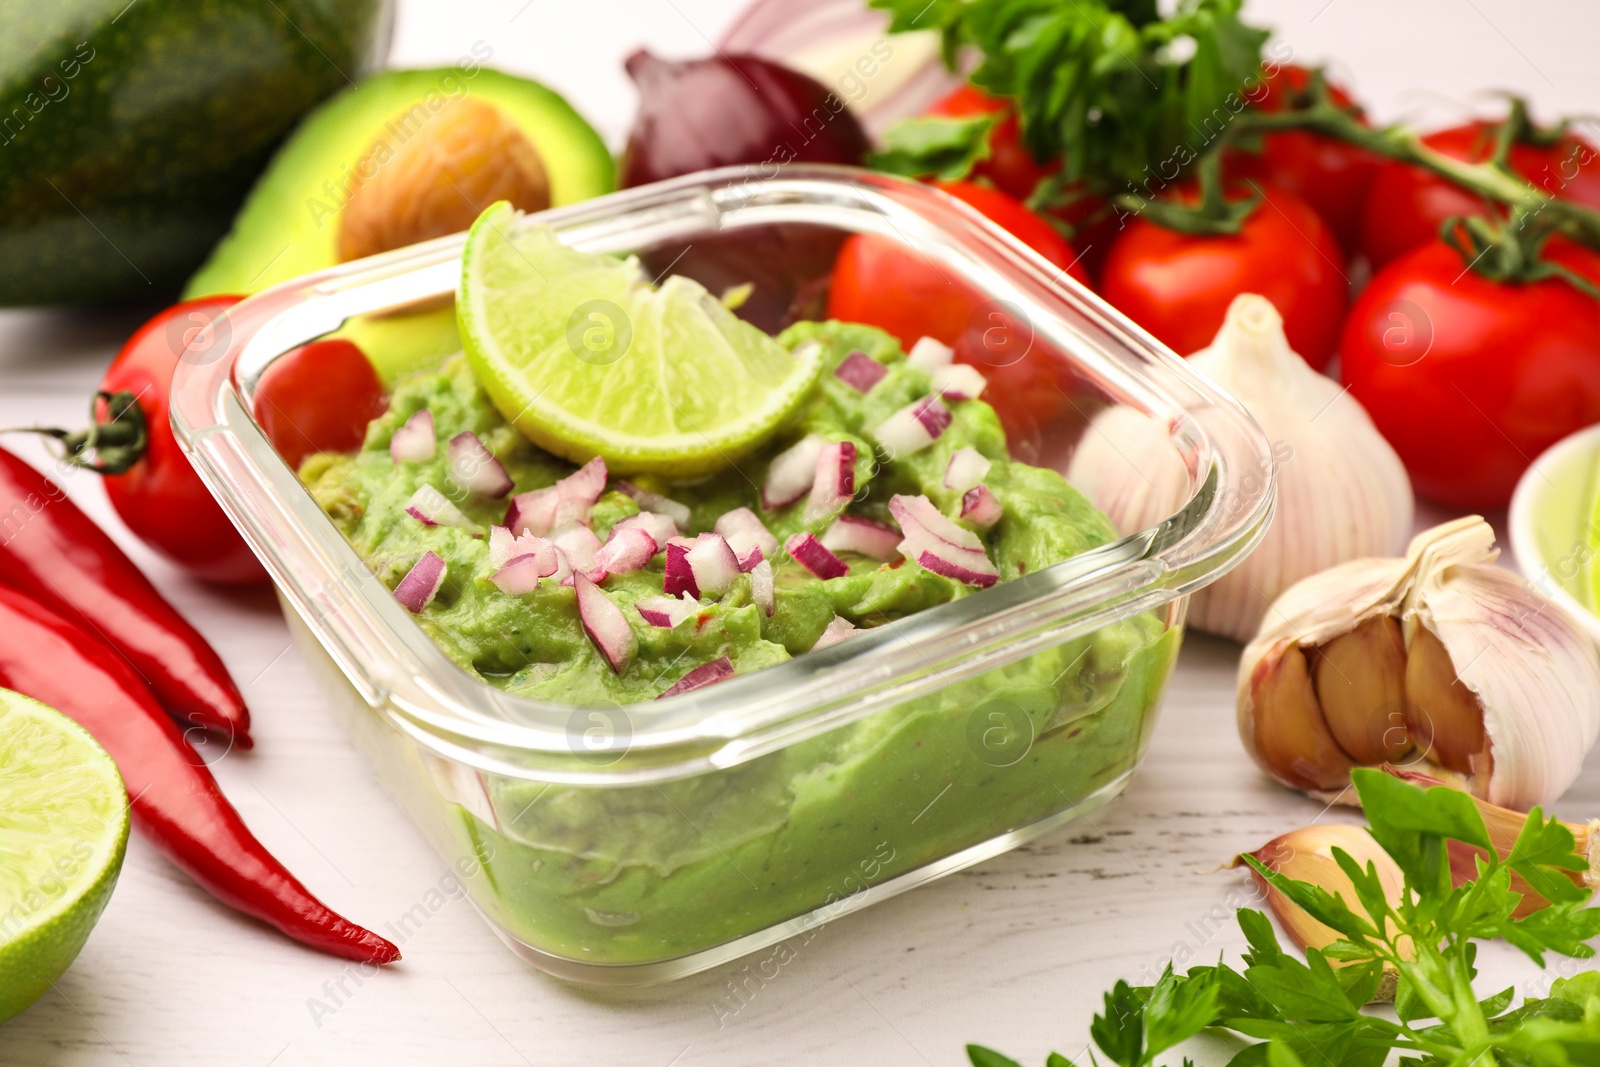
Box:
[1067,293,1413,641]
[1238,516,1600,811]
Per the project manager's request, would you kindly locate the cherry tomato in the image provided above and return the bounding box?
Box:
[1360,121,1600,271]
[1099,183,1348,369]
[1341,239,1600,508]
[828,180,1090,431]
[102,299,387,583]
[1225,65,1381,251]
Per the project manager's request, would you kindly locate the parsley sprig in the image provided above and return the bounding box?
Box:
[970,769,1600,1067]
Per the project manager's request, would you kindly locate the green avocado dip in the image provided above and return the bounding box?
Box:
[303,320,1180,967]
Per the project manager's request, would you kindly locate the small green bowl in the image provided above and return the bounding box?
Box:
[1509,423,1600,646]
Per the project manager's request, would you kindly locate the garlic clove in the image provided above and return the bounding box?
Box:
[1314,615,1413,765]
[1243,641,1355,793]
[1403,624,1491,777]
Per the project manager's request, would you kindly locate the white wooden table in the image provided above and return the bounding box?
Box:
[4,2,1599,1063]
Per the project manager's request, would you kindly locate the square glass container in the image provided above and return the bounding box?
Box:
[170,167,1274,985]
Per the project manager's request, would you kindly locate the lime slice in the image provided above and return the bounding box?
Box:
[458,201,825,475]
[0,689,128,1024]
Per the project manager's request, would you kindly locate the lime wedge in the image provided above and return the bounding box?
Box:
[0,689,129,1024]
[458,201,824,475]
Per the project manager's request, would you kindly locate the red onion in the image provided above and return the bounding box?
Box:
[394,551,447,612]
[619,51,870,189]
[812,614,857,650]
[636,593,698,629]
[943,447,992,493]
[821,514,901,561]
[594,527,658,576]
[932,364,988,401]
[657,657,735,699]
[405,485,475,530]
[961,485,1003,528]
[616,482,692,528]
[750,558,776,616]
[447,432,513,498]
[490,552,556,595]
[914,548,998,588]
[504,489,555,537]
[714,507,777,571]
[489,525,558,571]
[389,410,436,463]
[907,336,954,371]
[805,440,856,523]
[687,533,741,598]
[890,492,999,586]
[573,573,636,673]
[834,351,887,393]
[871,395,951,457]
[551,523,604,583]
[763,434,825,509]
[558,457,607,510]
[506,457,608,535]
[613,510,679,549]
[785,532,848,580]
[664,537,699,598]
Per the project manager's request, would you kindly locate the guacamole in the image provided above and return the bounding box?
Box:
[305,321,1179,967]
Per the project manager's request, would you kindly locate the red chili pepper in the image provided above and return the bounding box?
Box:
[0,584,398,965]
[0,445,251,745]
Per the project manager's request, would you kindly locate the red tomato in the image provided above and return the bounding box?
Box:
[1341,239,1600,508]
[828,180,1090,431]
[1360,121,1600,271]
[102,299,386,583]
[1099,183,1349,369]
[1225,65,1381,251]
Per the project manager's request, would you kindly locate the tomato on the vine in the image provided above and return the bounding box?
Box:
[1341,238,1600,508]
[99,298,387,583]
[1360,121,1600,271]
[1099,183,1348,369]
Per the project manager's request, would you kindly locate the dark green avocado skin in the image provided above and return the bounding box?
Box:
[0,0,392,306]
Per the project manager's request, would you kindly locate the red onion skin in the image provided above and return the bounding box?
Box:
[657,657,736,699]
[620,50,871,189]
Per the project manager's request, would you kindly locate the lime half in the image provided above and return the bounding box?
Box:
[0,689,128,1024]
[458,201,824,475]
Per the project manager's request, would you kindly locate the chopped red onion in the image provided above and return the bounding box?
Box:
[943,447,992,493]
[551,523,604,583]
[932,363,988,401]
[613,510,679,549]
[594,526,657,575]
[558,456,608,509]
[490,552,554,594]
[616,481,692,528]
[394,551,446,612]
[785,532,848,580]
[889,493,985,551]
[871,395,951,457]
[636,592,699,628]
[762,434,824,509]
[714,507,777,571]
[663,537,698,598]
[389,410,436,463]
[820,514,901,561]
[488,525,559,572]
[915,547,998,587]
[890,493,999,586]
[686,532,740,598]
[833,350,887,393]
[961,485,1003,528]
[907,336,954,371]
[446,432,513,498]
[812,615,857,650]
[405,485,476,530]
[505,488,557,536]
[656,657,735,699]
[548,548,573,586]
[572,573,636,673]
[749,558,775,616]
[804,440,856,523]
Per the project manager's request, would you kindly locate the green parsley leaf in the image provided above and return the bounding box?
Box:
[869,114,999,181]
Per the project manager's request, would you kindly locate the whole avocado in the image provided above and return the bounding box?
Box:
[0,0,393,306]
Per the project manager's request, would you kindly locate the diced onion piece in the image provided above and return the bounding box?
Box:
[750,558,775,616]
[943,447,992,493]
[890,493,999,587]
[573,573,636,673]
[961,485,1003,528]
[889,493,984,551]
[785,532,848,580]
[907,336,954,370]
[394,551,446,612]
[714,507,777,571]
[488,525,558,570]
[593,526,657,576]
[812,615,858,650]
[389,410,436,463]
[931,363,987,401]
[762,434,825,509]
[657,657,735,699]
[405,484,475,529]
[636,593,699,628]
[820,514,901,561]
[558,456,608,509]
[490,552,552,595]
[834,350,887,393]
[915,547,998,587]
[446,432,513,498]
[551,523,604,583]
[616,481,691,528]
[870,395,950,457]
[663,537,699,598]
[548,549,573,586]
[804,440,856,523]
[686,533,740,598]
[613,510,679,549]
